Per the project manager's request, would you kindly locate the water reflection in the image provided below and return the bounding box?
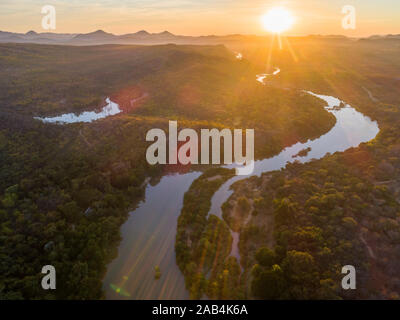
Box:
[209,91,380,262]
[103,172,201,299]
[256,68,281,84]
[103,90,379,299]
[34,98,121,124]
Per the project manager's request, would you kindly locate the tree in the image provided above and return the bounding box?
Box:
[238,197,250,213]
[282,250,319,299]
[255,247,275,267]
[251,264,286,299]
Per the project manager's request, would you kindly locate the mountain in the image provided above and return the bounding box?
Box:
[26,30,38,37]
[365,34,400,41]
[119,30,152,41]
[133,30,150,37]
[0,30,77,43]
[72,30,117,43]
[0,31,21,41]
[0,34,24,42]
[0,29,357,46]
[387,34,400,39]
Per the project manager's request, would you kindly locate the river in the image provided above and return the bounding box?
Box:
[103,74,379,300]
[34,98,121,124]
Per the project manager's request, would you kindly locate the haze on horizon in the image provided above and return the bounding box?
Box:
[1,0,400,37]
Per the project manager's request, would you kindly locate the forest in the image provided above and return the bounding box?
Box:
[0,42,335,299]
[1,37,400,299]
[174,37,400,299]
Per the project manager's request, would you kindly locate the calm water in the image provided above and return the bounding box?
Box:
[103,90,379,300]
[34,98,121,124]
[209,91,380,261]
[103,172,200,299]
[256,67,281,84]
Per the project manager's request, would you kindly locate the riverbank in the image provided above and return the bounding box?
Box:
[173,90,379,299]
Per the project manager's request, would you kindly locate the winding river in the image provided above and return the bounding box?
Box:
[256,67,281,84]
[103,71,379,300]
[208,91,379,262]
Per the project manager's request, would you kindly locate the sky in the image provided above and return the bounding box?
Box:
[1,0,400,36]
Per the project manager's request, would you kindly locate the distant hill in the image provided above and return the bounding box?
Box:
[72,30,117,43]
[4,29,398,46]
[0,29,360,46]
[364,34,400,41]
[26,30,38,36]
[0,30,77,43]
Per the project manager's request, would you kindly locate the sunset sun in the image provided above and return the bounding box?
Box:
[261,7,295,33]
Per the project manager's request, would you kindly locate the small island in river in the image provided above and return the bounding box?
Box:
[292,147,312,158]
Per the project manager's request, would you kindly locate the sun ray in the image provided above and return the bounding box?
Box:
[278,33,283,50]
[283,36,299,62]
[266,34,275,73]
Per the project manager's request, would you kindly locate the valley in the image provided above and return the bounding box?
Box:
[1,36,400,300]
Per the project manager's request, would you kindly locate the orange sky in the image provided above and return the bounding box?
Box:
[1,0,400,36]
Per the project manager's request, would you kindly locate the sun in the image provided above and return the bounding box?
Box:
[261,7,295,33]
